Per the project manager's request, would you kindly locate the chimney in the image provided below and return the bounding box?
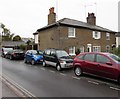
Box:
[87,13,96,25]
[48,7,56,25]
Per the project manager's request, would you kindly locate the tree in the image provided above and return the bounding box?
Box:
[13,35,22,41]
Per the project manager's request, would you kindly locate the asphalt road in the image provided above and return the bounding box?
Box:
[1,57,120,97]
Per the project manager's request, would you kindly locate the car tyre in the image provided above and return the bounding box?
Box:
[43,61,46,67]
[31,59,35,65]
[56,64,61,71]
[74,66,82,76]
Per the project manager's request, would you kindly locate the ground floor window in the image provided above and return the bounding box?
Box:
[80,46,84,53]
[93,46,101,52]
[69,46,75,56]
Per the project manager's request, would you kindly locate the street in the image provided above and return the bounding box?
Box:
[1,57,120,97]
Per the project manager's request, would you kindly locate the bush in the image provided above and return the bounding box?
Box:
[19,44,27,51]
[75,49,81,55]
[113,47,120,57]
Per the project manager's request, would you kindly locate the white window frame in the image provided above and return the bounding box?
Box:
[68,27,76,38]
[69,46,76,56]
[80,46,84,53]
[93,46,101,52]
[106,33,110,40]
[93,31,101,39]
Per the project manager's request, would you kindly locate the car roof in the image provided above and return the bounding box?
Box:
[80,52,110,55]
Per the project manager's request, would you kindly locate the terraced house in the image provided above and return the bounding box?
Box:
[34,7,116,56]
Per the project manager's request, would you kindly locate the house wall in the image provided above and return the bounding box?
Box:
[38,25,116,53]
[38,26,60,50]
[58,26,116,52]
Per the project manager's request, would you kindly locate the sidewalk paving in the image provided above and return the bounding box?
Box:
[0,80,18,98]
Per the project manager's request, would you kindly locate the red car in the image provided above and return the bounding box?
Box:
[73,52,120,84]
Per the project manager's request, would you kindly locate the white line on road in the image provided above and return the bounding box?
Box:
[72,76,81,80]
[88,80,99,85]
[41,68,45,71]
[49,70,55,73]
[110,86,120,91]
[60,73,66,76]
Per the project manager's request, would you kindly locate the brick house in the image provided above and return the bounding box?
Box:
[33,7,116,56]
[116,32,120,48]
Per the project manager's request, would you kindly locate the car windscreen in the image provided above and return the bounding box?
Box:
[56,50,70,58]
[32,50,42,55]
[107,54,120,63]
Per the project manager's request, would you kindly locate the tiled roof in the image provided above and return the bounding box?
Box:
[35,18,116,34]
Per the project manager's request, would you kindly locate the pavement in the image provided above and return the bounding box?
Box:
[0,80,18,98]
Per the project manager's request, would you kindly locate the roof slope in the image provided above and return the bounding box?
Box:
[36,18,116,33]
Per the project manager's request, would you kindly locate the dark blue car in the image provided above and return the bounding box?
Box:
[24,50,43,65]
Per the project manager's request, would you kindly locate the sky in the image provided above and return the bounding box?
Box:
[0,0,119,38]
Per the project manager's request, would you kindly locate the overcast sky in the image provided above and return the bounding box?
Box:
[0,0,119,38]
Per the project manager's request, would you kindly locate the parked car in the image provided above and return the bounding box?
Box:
[73,52,120,83]
[24,50,43,65]
[43,48,73,71]
[5,49,25,60]
[1,47,13,58]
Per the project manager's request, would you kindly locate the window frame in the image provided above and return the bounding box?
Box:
[93,46,101,52]
[106,32,110,40]
[93,31,101,39]
[68,27,76,38]
[69,46,76,56]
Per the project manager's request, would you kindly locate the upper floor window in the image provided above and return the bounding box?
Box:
[68,27,75,38]
[106,33,110,40]
[93,31,101,39]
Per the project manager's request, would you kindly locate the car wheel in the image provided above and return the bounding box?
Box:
[43,61,46,67]
[74,66,82,76]
[56,64,61,71]
[31,59,35,65]
[10,56,13,60]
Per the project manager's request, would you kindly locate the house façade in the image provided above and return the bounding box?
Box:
[33,7,116,56]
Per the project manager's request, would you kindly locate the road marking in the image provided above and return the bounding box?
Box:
[2,74,36,97]
[110,86,120,91]
[41,68,45,71]
[49,70,55,73]
[72,76,81,80]
[60,73,66,76]
[88,80,99,85]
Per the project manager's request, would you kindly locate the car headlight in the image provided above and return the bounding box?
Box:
[33,55,38,58]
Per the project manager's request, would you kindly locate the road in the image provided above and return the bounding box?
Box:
[1,57,120,97]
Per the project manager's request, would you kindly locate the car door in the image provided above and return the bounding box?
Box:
[83,53,99,75]
[26,51,31,62]
[95,54,116,79]
[49,50,57,67]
